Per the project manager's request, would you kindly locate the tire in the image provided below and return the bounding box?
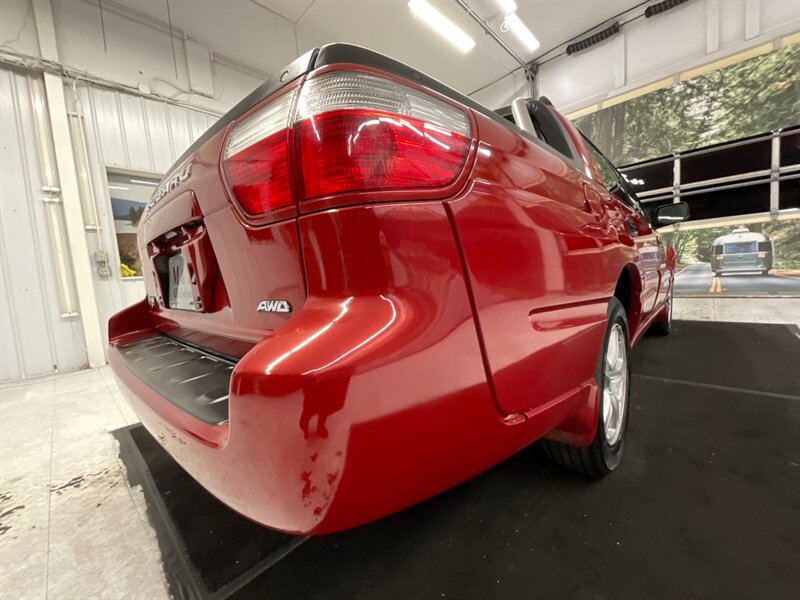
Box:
[540,297,631,478]
[648,288,672,336]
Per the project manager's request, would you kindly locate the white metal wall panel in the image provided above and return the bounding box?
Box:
[720,0,747,48]
[538,38,619,111]
[119,94,152,172]
[70,83,220,351]
[90,88,127,168]
[142,101,174,173]
[166,104,193,161]
[188,110,210,143]
[760,0,800,36]
[625,1,708,83]
[0,67,88,380]
[538,0,800,113]
[471,71,528,112]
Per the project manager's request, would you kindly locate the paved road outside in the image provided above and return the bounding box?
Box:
[675,263,800,296]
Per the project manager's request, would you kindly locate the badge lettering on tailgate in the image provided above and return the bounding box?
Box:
[257,300,292,313]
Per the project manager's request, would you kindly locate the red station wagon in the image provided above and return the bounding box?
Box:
[109,44,689,534]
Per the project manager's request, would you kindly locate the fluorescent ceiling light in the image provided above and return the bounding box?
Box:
[497,0,517,14]
[504,12,540,52]
[130,179,158,186]
[408,0,475,53]
[108,185,130,190]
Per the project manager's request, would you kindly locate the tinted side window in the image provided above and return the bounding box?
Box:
[581,136,644,212]
[584,139,619,191]
[528,101,576,160]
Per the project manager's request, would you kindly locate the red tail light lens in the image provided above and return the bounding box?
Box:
[222,71,473,218]
[222,131,291,215]
[222,90,297,216]
[294,71,471,200]
[297,109,470,198]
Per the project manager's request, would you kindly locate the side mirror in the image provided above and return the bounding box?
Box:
[656,202,689,225]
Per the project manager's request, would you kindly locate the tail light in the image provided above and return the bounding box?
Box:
[294,71,471,199]
[221,70,472,218]
[222,90,297,216]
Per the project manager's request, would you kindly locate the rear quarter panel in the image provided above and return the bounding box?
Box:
[448,111,635,418]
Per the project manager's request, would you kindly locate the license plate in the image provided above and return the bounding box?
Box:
[168,254,198,311]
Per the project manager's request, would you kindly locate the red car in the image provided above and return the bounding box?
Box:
[109,44,689,534]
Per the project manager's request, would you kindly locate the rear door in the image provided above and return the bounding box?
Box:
[447,106,618,417]
[581,140,664,317]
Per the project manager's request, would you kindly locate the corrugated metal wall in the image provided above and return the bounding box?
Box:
[0,67,88,380]
[68,83,219,350]
[1,64,229,380]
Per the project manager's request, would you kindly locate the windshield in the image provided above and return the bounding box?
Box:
[723,241,757,254]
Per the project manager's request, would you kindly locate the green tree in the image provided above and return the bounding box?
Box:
[127,205,144,225]
[574,43,800,166]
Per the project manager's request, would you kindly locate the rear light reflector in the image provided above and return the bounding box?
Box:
[222,90,297,216]
[294,71,471,199]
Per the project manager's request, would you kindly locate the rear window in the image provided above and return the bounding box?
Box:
[723,241,757,254]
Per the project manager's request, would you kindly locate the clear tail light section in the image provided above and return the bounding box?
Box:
[221,70,472,218]
[294,71,471,200]
[222,89,297,216]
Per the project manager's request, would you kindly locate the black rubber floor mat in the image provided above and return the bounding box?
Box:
[632,321,800,397]
[116,426,303,599]
[230,378,800,600]
[116,321,800,599]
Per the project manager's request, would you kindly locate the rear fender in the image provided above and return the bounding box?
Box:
[225,201,525,533]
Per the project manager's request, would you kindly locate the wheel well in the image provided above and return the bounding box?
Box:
[613,265,641,332]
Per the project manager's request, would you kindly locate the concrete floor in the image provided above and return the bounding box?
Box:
[0,367,169,600]
[0,297,797,599]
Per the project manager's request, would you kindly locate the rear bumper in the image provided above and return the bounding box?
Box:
[716,266,768,274]
[713,257,770,273]
[109,202,526,534]
[115,335,233,425]
[110,311,521,535]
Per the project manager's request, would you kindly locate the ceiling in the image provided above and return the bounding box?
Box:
[111,0,643,96]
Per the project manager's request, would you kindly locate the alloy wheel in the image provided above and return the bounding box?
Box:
[602,323,628,445]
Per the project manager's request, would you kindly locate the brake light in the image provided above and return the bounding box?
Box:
[222,90,297,216]
[294,71,471,200]
[221,70,472,218]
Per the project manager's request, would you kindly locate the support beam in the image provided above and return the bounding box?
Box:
[614,31,626,88]
[32,0,106,367]
[770,133,780,219]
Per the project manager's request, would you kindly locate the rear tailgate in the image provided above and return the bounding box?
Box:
[132,51,319,358]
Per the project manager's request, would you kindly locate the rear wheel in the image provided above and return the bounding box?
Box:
[540,298,631,478]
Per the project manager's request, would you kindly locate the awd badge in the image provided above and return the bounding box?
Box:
[257,299,292,313]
